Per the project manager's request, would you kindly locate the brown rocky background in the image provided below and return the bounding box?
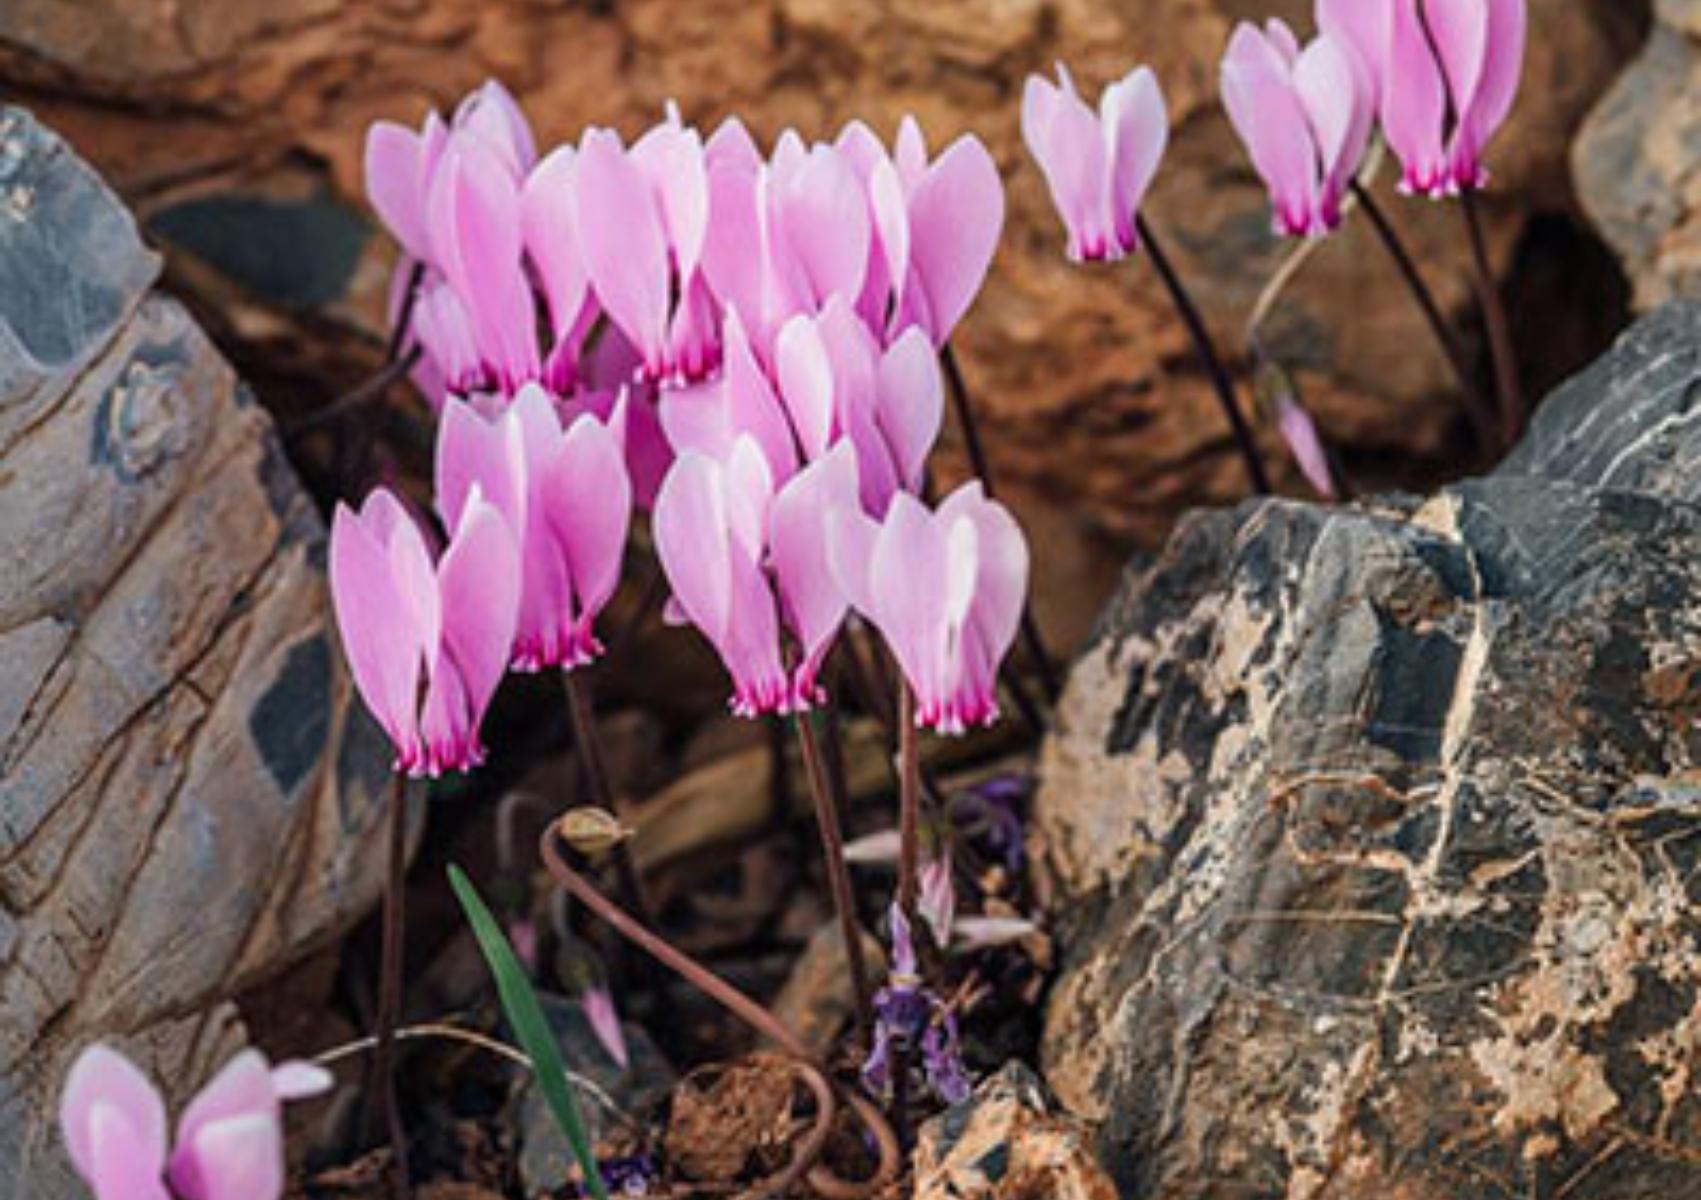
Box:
[0,0,1652,653]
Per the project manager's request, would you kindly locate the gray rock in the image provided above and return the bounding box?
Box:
[914,1062,1117,1200]
[1575,4,1701,310]
[0,107,391,1197]
[1037,301,1701,1198]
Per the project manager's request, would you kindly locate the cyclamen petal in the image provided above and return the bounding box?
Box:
[61,1046,169,1195]
[1383,0,1452,195]
[521,145,592,347]
[420,493,522,775]
[427,139,540,391]
[901,134,1004,345]
[574,129,674,379]
[769,442,859,704]
[1101,67,1169,254]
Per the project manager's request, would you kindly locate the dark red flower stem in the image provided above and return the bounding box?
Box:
[538,826,900,1197]
[1459,189,1524,450]
[1349,181,1497,454]
[795,711,876,1036]
[1135,215,1272,495]
[374,772,412,1200]
[562,671,651,928]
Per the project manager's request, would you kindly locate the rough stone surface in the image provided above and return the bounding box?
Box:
[1576,1,1701,310]
[0,0,1642,579]
[914,1062,1118,1200]
[1036,300,1701,1197]
[0,108,390,1198]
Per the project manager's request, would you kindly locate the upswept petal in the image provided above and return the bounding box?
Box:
[1101,66,1168,252]
[365,121,435,262]
[654,453,734,644]
[769,442,859,701]
[1316,0,1393,93]
[330,501,426,765]
[423,493,521,773]
[521,146,591,342]
[775,314,837,459]
[61,1045,169,1192]
[874,327,943,495]
[1293,34,1373,220]
[545,414,633,641]
[903,135,1004,343]
[427,139,539,388]
[1382,0,1451,195]
[573,129,673,376]
[169,1114,283,1200]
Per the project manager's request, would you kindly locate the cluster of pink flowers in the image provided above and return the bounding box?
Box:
[332,83,1028,777]
[58,1044,330,1200]
[1026,1,1524,250]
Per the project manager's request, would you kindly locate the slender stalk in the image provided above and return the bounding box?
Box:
[562,671,651,927]
[940,346,1061,704]
[1459,189,1524,450]
[1135,215,1271,495]
[795,712,875,1034]
[895,683,921,929]
[285,346,423,439]
[891,681,922,1147]
[1349,181,1496,453]
[538,827,901,1197]
[373,773,412,1199]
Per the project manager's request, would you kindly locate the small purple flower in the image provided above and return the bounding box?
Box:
[952,774,1029,873]
[862,906,972,1105]
[576,1154,657,1197]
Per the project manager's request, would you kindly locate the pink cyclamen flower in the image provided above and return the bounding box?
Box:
[654,439,860,715]
[364,79,536,267]
[1221,21,1374,237]
[829,482,1028,734]
[330,486,521,776]
[436,384,633,671]
[573,115,718,384]
[1022,63,1168,262]
[829,116,1006,348]
[59,1043,331,1200]
[1318,0,1526,196]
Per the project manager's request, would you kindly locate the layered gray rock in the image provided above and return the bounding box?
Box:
[1037,301,1701,1198]
[0,108,390,1196]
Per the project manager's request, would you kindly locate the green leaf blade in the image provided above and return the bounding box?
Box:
[449,864,610,1200]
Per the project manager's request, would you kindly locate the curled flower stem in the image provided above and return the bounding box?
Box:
[1459,189,1524,451]
[562,671,652,929]
[941,345,1061,704]
[1134,215,1272,495]
[795,711,876,1036]
[373,772,412,1200]
[538,825,900,1196]
[1349,181,1496,454]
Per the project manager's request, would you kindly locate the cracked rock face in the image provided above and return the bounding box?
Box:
[1036,301,1701,1198]
[0,108,390,1198]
